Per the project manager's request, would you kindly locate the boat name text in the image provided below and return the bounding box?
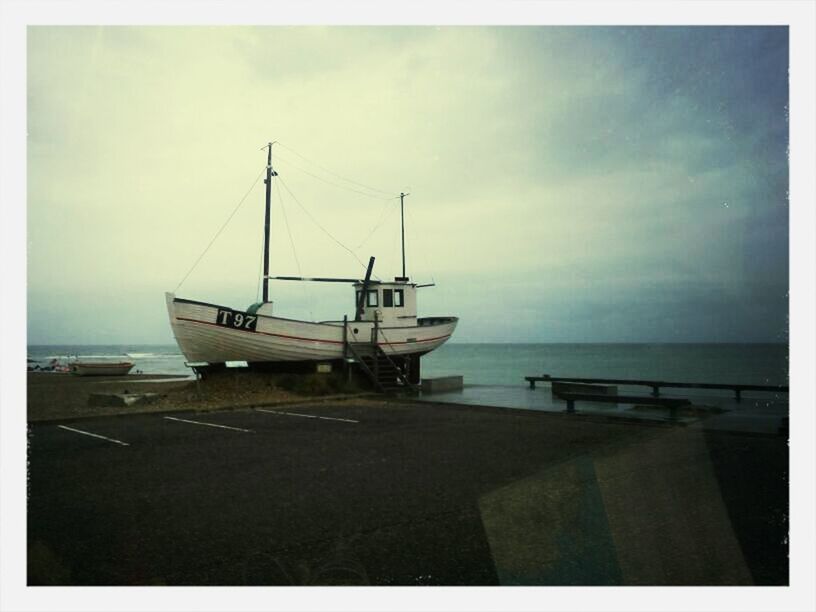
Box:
[216,308,258,332]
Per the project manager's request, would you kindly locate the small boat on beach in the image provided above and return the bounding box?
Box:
[166,143,458,388]
[28,358,71,373]
[70,360,135,376]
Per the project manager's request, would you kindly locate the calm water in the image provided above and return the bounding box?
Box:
[421,343,788,414]
[27,343,788,387]
[422,343,788,387]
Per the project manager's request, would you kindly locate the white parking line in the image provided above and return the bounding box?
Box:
[57,425,130,446]
[316,415,359,423]
[272,410,317,419]
[163,416,253,432]
[255,408,359,424]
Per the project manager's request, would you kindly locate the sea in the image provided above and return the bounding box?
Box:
[27,342,788,388]
[421,343,789,410]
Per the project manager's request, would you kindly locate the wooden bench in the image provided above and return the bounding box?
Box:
[526,374,788,402]
[554,391,691,418]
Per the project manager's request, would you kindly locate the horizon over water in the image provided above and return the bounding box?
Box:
[27,342,789,389]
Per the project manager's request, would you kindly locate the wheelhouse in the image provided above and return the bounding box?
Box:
[354,278,417,326]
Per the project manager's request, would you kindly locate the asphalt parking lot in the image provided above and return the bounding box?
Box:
[27,400,788,585]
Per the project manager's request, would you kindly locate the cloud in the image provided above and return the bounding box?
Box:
[27,26,788,343]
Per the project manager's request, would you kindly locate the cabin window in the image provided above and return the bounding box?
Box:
[383,289,393,307]
[394,289,404,307]
[366,290,379,307]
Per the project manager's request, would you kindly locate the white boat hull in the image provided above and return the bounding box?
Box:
[166,293,457,364]
[71,362,134,376]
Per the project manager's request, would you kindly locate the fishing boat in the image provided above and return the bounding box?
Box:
[70,360,134,376]
[165,143,458,388]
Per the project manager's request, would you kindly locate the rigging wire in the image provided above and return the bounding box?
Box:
[355,196,399,251]
[255,216,265,303]
[273,154,397,200]
[276,141,396,197]
[174,166,266,293]
[275,178,303,276]
[276,175,381,280]
[274,179,315,320]
[404,201,436,285]
[355,197,401,251]
[271,144,409,277]
[276,152,403,265]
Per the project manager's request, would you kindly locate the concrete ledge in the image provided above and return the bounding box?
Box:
[421,376,464,394]
[552,381,617,396]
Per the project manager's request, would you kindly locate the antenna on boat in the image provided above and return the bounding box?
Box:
[262,142,278,303]
[400,192,410,280]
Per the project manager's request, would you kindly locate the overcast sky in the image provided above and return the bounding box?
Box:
[26,26,789,344]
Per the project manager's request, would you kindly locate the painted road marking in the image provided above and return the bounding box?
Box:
[255,408,359,424]
[270,410,317,419]
[57,425,130,447]
[314,415,360,423]
[163,416,253,433]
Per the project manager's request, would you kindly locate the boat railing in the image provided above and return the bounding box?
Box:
[418,316,456,326]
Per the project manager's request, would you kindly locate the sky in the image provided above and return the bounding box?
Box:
[26,26,789,344]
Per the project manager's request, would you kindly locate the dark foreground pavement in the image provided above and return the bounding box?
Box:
[27,400,788,585]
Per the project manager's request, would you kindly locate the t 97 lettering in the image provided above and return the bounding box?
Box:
[216,308,258,332]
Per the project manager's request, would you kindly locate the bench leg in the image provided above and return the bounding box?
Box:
[529,380,535,389]
[735,389,741,402]
[566,399,575,413]
[651,385,660,397]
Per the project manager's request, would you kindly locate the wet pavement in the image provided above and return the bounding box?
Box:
[27,397,788,586]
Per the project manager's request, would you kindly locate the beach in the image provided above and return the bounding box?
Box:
[26,371,344,422]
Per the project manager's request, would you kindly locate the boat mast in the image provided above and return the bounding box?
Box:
[400,192,409,279]
[262,142,277,303]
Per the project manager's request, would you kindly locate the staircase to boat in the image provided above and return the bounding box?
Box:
[345,342,418,394]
